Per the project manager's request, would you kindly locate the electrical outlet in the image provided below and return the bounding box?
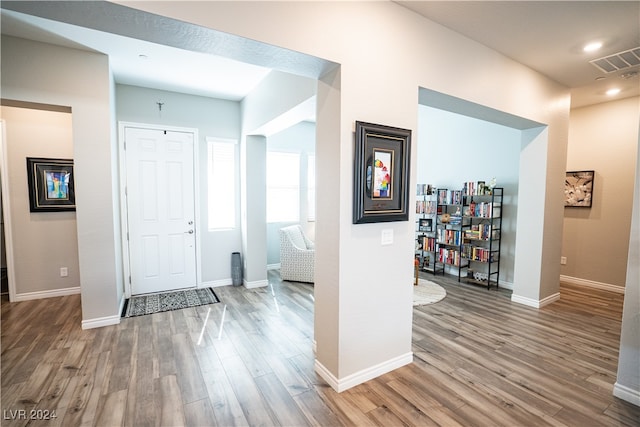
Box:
[60,267,68,277]
[560,257,567,265]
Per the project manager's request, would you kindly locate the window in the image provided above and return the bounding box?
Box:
[208,138,236,230]
[307,154,316,221]
[267,151,300,222]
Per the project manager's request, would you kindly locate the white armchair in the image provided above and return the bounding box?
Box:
[279,225,315,283]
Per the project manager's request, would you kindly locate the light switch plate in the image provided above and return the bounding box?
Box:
[381,229,393,245]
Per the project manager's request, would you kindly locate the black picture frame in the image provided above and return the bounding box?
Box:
[26,157,76,212]
[419,218,433,232]
[564,170,594,208]
[353,121,411,224]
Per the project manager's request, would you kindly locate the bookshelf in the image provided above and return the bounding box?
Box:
[461,187,503,289]
[415,184,443,275]
[416,183,504,289]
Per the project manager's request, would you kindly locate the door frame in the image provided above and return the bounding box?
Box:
[0,120,18,302]
[118,122,202,298]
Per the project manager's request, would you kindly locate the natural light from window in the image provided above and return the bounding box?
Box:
[267,151,300,223]
[208,138,236,230]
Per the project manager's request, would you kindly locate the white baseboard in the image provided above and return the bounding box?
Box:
[267,263,281,271]
[511,292,560,308]
[14,286,81,302]
[560,275,625,294]
[244,279,268,289]
[82,314,121,330]
[613,382,640,406]
[201,279,233,288]
[314,352,413,393]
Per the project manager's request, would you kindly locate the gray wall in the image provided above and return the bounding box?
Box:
[1,106,80,296]
[563,97,639,289]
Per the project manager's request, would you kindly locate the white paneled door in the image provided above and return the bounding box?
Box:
[124,126,196,295]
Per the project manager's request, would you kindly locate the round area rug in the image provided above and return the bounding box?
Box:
[413,278,447,306]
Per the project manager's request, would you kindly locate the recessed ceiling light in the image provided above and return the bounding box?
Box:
[606,88,621,96]
[583,41,603,52]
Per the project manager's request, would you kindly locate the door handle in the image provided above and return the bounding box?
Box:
[185,229,194,234]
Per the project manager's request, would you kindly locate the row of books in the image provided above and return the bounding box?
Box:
[464,224,499,241]
[437,189,463,205]
[416,236,437,252]
[463,180,492,196]
[438,248,462,266]
[417,181,497,201]
[416,184,434,196]
[416,200,437,214]
[462,245,497,263]
[437,229,462,246]
[470,202,500,218]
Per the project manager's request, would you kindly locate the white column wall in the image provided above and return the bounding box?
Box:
[1,36,122,327]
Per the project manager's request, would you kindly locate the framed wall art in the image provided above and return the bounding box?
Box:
[564,170,594,208]
[26,157,76,212]
[353,121,411,224]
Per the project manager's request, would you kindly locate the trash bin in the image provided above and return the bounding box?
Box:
[231,252,243,286]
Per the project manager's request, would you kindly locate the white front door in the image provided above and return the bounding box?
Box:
[124,126,197,295]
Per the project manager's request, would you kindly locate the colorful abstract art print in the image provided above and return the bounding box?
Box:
[373,150,393,199]
[45,170,70,200]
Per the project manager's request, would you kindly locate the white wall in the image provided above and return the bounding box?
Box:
[417,105,520,287]
[0,105,80,298]
[266,121,316,266]
[563,97,639,289]
[123,0,570,389]
[614,117,640,405]
[1,36,122,327]
[115,84,243,284]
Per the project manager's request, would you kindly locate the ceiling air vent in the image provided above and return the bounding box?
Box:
[590,47,640,73]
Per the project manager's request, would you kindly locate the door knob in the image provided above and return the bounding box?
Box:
[186,229,194,234]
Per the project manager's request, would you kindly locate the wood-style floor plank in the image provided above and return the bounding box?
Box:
[2,271,639,426]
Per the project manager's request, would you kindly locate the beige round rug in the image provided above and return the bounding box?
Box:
[413,278,447,306]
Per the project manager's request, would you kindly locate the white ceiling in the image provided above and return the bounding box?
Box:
[395,1,640,108]
[2,1,639,108]
[0,8,272,101]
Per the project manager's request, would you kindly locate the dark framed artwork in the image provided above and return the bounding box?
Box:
[26,157,76,212]
[353,121,411,224]
[564,170,594,208]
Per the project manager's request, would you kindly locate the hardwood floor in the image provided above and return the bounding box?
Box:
[2,271,638,426]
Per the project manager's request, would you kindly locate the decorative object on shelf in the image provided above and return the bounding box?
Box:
[26,157,76,212]
[441,213,451,223]
[564,170,594,208]
[353,121,411,224]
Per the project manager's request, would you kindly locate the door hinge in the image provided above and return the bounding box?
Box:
[127,232,129,241]
[129,276,131,284]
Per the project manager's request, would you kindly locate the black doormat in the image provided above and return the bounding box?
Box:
[122,287,220,318]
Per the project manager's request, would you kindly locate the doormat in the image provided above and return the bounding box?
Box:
[122,288,220,318]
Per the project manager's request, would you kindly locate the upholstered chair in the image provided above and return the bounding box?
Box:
[279,225,315,283]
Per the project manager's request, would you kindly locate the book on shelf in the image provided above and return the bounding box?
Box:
[416,184,434,196]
